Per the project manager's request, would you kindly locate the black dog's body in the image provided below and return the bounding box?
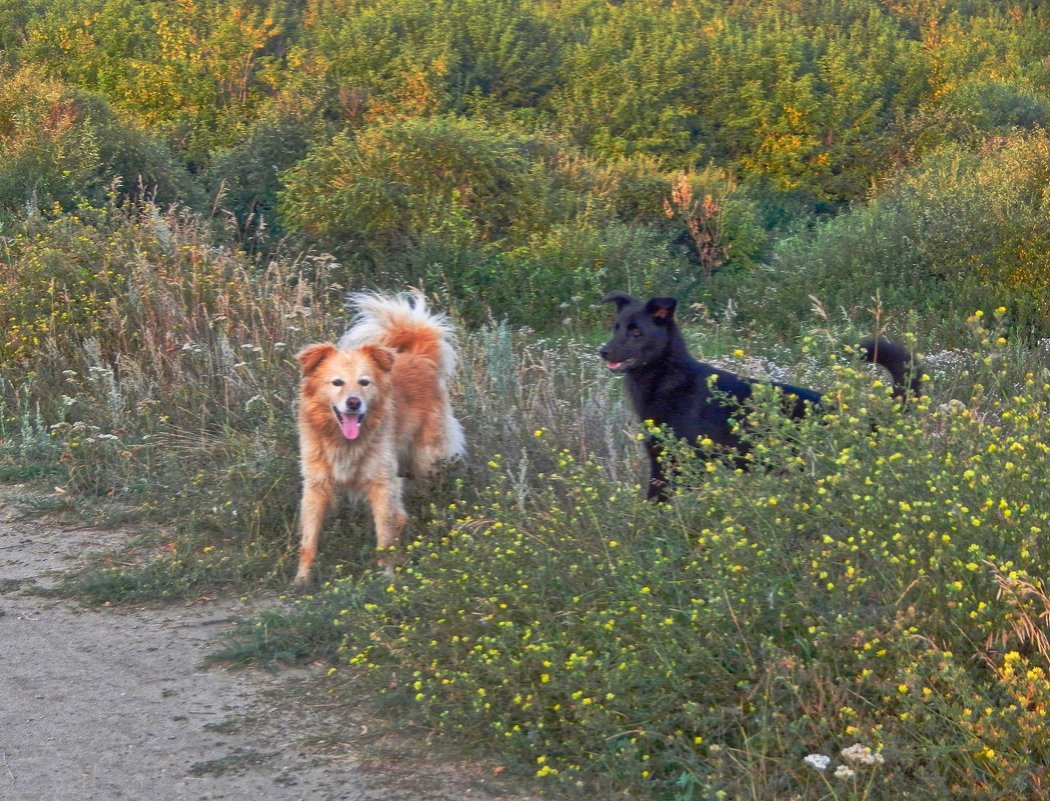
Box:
[599,292,922,499]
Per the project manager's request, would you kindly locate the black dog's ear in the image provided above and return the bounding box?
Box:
[602,290,637,310]
[644,296,677,323]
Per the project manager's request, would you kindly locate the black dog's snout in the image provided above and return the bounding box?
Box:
[347,396,362,411]
[599,345,609,359]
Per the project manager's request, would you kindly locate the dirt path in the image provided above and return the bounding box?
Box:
[0,486,548,801]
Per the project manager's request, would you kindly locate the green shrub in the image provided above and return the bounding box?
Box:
[417,221,674,328]
[941,78,1050,131]
[0,66,198,215]
[277,115,542,254]
[279,124,768,330]
[547,0,707,163]
[205,104,316,240]
[708,131,1050,343]
[294,0,559,118]
[21,0,286,164]
[0,67,104,213]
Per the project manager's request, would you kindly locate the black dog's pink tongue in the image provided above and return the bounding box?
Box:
[607,361,623,370]
[339,413,361,440]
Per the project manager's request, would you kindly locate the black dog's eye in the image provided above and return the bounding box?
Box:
[358,378,371,387]
[332,378,345,387]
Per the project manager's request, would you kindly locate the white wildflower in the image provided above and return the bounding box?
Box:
[834,765,856,780]
[804,754,831,771]
[841,743,884,765]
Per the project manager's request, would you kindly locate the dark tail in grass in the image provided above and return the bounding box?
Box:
[859,337,923,400]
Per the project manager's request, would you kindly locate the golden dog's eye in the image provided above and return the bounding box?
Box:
[358,378,371,387]
[332,378,345,387]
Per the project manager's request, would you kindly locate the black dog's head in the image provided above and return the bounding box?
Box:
[599,291,678,373]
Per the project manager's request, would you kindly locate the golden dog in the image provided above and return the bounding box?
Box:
[293,291,464,585]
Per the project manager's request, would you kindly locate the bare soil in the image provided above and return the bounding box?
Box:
[0,485,551,801]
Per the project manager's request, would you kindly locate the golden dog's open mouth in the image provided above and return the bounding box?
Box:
[333,406,364,440]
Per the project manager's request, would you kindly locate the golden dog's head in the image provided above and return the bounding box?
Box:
[297,343,394,440]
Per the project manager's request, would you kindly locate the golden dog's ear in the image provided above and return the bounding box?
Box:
[296,343,337,375]
[361,344,395,373]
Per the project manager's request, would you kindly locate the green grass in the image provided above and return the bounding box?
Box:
[58,531,291,604]
[206,310,1050,800]
[5,200,1050,799]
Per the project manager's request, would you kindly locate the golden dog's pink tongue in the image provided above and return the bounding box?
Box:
[340,414,361,440]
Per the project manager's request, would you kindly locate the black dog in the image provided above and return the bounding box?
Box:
[599,291,922,499]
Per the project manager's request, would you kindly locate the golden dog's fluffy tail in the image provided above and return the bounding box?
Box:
[338,291,458,378]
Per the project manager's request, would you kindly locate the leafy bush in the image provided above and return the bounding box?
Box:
[278,115,542,255]
[941,78,1050,131]
[419,222,674,328]
[277,118,770,328]
[0,67,105,213]
[294,0,559,118]
[547,0,707,163]
[21,0,287,164]
[5,0,1050,216]
[0,66,198,216]
[204,103,317,240]
[706,131,1050,343]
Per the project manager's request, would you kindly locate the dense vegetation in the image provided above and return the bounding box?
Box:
[3,0,1050,328]
[4,1,1050,798]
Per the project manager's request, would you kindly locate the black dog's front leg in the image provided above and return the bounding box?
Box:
[644,438,671,502]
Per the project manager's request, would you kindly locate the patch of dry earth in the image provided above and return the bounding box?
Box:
[0,486,551,801]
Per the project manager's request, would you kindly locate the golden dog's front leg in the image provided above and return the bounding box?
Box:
[294,477,335,587]
[364,475,408,572]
